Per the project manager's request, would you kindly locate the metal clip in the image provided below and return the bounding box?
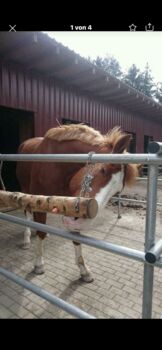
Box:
[87,151,95,165]
[81,174,94,194]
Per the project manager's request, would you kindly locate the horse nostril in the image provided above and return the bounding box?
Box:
[74,217,78,221]
[101,167,106,175]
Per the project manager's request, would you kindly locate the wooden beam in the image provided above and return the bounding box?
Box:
[0,191,98,219]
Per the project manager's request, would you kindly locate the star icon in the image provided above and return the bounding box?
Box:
[129,24,137,31]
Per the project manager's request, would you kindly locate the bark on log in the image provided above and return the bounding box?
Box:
[0,191,98,218]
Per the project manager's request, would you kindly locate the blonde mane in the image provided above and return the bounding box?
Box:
[105,126,130,148]
[45,124,104,146]
[44,124,128,148]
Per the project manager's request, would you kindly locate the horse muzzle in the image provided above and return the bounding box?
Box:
[62,216,86,232]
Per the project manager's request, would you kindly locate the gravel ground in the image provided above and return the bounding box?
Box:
[0,178,162,319]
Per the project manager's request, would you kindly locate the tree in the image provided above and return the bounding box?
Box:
[123,64,142,90]
[123,63,157,99]
[92,55,123,79]
[89,55,161,103]
[154,82,162,104]
[139,63,156,97]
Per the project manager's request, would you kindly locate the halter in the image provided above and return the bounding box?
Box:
[75,156,127,216]
[79,155,128,197]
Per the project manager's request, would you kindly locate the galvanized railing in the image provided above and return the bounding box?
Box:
[0,141,162,319]
[112,168,162,209]
[0,266,95,319]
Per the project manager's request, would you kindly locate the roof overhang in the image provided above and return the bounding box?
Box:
[0,31,162,121]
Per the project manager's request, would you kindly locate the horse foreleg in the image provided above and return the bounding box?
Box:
[23,210,32,249]
[34,235,45,274]
[73,241,94,283]
[33,212,47,275]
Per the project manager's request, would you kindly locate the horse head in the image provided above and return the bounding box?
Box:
[63,129,139,231]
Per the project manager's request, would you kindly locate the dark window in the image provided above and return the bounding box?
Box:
[144,135,153,153]
[125,131,136,153]
[62,118,90,126]
[0,106,34,191]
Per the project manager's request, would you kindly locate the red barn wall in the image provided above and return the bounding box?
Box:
[0,60,162,152]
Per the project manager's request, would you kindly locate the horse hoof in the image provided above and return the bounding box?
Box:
[33,265,45,275]
[81,274,94,283]
[22,242,30,250]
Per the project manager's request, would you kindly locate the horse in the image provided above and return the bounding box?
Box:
[16,124,139,282]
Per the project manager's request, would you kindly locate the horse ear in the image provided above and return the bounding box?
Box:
[113,134,132,154]
[137,164,143,176]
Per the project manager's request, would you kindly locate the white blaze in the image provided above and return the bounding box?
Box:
[95,169,124,208]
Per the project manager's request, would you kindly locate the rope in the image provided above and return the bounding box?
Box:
[0,161,6,191]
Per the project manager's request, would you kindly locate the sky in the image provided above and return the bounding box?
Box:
[45,31,162,85]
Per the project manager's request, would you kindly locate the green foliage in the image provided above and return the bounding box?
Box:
[92,55,123,79]
[123,64,142,90]
[155,82,162,104]
[123,63,156,97]
[138,63,156,97]
[90,55,162,104]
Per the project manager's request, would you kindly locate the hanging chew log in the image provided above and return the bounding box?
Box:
[0,190,98,218]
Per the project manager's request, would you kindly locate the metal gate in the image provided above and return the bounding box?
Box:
[0,141,162,319]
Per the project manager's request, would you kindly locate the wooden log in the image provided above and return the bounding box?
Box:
[0,191,98,218]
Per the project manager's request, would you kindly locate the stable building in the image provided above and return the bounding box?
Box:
[0,31,162,190]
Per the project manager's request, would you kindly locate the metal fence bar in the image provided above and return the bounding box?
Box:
[137,177,162,182]
[117,193,122,219]
[111,196,162,207]
[149,142,162,154]
[142,164,158,319]
[1,145,162,318]
[0,267,95,319]
[1,153,162,164]
[145,239,162,264]
[0,212,146,264]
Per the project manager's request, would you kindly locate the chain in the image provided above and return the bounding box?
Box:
[74,152,95,214]
[79,151,95,198]
[75,152,95,214]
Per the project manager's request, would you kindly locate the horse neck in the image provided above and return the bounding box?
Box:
[42,138,107,154]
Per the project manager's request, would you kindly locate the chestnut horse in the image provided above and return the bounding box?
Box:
[16,124,139,282]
